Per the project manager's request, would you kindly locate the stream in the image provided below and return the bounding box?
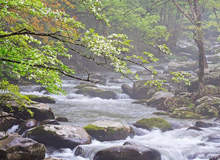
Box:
[19,73,220,160]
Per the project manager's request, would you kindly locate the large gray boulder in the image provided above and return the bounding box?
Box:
[27,124,91,148]
[2,100,55,121]
[147,91,175,108]
[0,133,46,160]
[93,144,161,160]
[84,120,135,141]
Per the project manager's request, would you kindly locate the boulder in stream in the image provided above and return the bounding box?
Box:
[93,144,161,160]
[0,133,46,160]
[76,87,116,99]
[134,117,173,132]
[121,84,134,98]
[2,99,55,121]
[26,95,56,104]
[27,124,91,148]
[133,80,171,100]
[84,120,135,141]
[195,121,216,128]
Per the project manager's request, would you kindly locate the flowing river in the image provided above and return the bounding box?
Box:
[19,73,220,160]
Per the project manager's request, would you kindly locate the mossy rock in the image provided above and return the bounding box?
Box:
[84,120,135,141]
[195,105,218,118]
[153,111,170,116]
[27,124,91,148]
[134,118,173,132]
[170,111,201,119]
[204,85,218,95]
[26,95,55,104]
[164,96,194,112]
[76,87,116,99]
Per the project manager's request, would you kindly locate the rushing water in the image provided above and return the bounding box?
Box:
[19,76,220,160]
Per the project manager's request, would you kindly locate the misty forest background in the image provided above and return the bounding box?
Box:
[1,0,220,160]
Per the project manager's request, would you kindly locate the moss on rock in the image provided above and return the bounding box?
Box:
[134,117,173,132]
[170,111,201,119]
[84,120,135,141]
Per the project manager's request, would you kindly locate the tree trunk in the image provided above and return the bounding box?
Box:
[194,30,205,96]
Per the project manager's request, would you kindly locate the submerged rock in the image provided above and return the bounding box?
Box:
[27,124,91,148]
[202,134,220,143]
[0,134,46,160]
[195,121,216,128]
[93,145,161,160]
[84,120,135,141]
[134,118,173,132]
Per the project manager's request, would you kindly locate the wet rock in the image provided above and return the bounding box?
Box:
[84,120,135,141]
[93,145,161,160]
[202,134,220,143]
[187,126,203,131]
[0,134,46,160]
[168,61,198,71]
[195,121,215,128]
[147,91,174,109]
[2,99,55,121]
[134,118,173,132]
[121,84,134,98]
[40,119,60,125]
[210,155,220,160]
[76,87,116,99]
[0,111,22,132]
[18,118,38,134]
[26,95,55,104]
[163,95,194,112]
[27,124,91,148]
[55,117,69,122]
[170,111,201,119]
[194,96,220,118]
[195,105,218,118]
[133,80,170,100]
